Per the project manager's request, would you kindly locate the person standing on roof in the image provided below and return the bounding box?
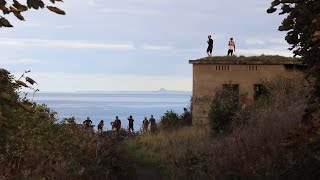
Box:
[207,35,214,57]
[227,38,236,56]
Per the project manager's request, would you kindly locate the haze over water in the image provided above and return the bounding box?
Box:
[30,91,191,131]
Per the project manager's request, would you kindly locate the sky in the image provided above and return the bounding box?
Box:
[0,0,292,92]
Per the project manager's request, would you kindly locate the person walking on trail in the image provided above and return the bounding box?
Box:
[98,120,104,136]
[127,115,134,132]
[83,117,92,127]
[114,116,121,134]
[227,38,236,56]
[149,115,156,133]
[207,35,214,57]
[142,117,149,133]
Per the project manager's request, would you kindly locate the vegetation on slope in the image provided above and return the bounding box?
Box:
[124,74,320,179]
[0,69,114,179]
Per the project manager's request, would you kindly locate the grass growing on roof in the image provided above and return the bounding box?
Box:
[195,55,299,62]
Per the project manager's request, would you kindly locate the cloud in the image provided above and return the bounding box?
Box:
[0,0,293,92]
[237,48,293,57]
[12,72,192,92]
[88,0,96,6]
[0,38,135,50]
[0,58,45,65]
[141,45,174,51]
[98,8,160,16]
[55,25,73,29]
[245,38,288,46]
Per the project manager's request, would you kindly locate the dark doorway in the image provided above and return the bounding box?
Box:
[254,84,267,100]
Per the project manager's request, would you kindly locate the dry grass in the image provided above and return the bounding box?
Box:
[128,74,308,178]
[136,125,210,156]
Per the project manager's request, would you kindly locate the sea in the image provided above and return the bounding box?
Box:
[29,91,192,131]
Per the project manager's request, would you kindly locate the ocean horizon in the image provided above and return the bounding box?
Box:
[28,91,192,131]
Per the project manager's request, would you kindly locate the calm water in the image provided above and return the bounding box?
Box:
[30,92,191,131]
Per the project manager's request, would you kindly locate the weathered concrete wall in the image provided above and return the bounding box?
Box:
[190,59,303,125]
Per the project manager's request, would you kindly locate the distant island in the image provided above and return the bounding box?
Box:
[75,88,191,94]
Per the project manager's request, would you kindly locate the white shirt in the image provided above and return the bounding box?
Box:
[228,41,235,50]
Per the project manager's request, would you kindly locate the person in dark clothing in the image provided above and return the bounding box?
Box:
[149,115,156,133]
[149,115,156,126]
[127,115,134,132]
[183,108,190,118]
[207,35,213,57]
[114,116,121,134]
[83,117,92,127]
[98,120,104,136]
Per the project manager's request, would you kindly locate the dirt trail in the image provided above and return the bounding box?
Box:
[132,158,161,180]
[106,134,162,180]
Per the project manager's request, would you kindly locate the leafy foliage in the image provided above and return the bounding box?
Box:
[268,1,320,175]
[267,1,320,65]
[0,68,113,179]
[208,88,242,134]
[267,1,320,112]
[159,110,180,129]
[159,110,192,130]
[129,75,309,179]
[0,0,65,27]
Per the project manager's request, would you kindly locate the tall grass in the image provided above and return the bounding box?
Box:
[127,74,308,178]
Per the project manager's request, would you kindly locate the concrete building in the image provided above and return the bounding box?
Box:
[189,56,304,125]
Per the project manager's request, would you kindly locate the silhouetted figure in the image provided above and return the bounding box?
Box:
[114,116,121,134]
[142,117,149,133]
[127,115,134,132]
[149,115,156,133]
[98,120,104,136]
[182,108,192,125]
[110,121,116,130]
[207,35,213,57]
[183,108,190,118]
[83,117,92,127]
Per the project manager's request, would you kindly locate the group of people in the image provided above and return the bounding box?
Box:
[110,115,157,133]
[82,115,158,136]
[82,117,105,135]
[206,35,236,57]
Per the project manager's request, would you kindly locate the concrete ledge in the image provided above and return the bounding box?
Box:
[189,55,303,65]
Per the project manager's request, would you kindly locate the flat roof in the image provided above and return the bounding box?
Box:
[189,55,303,65]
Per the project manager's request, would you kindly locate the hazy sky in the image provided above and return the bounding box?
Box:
[0,0,291,92]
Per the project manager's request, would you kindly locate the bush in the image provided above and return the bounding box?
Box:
[0,69,113,179]
[129,74,311,178]
[208,88,243,134]
[159,109,192,130]
[159,110,180,129]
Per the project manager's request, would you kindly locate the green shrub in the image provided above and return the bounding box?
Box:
[208,88,242,134]
[131,74,309,178]
[160,110,180,129]
[159,108,192,130]
[0,68,113,179]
